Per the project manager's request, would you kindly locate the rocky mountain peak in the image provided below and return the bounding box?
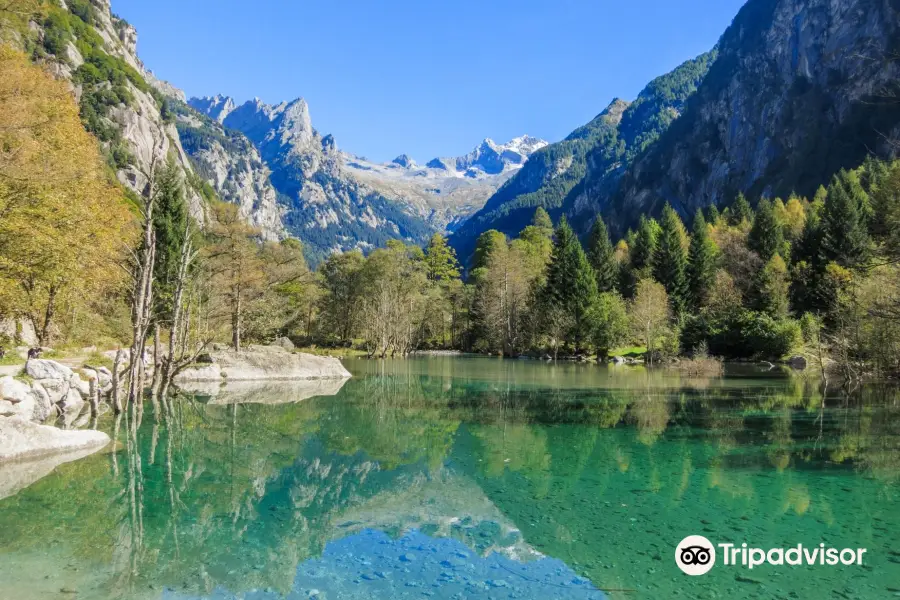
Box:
[392,154,416,169]
[189,94,237,123]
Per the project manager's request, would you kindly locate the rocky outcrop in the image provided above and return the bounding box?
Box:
[175,105,286,240]
[30,0,205,219]
[175,345,351,382]
[0,417,109,463]
[178,378,349,404]
[610,0,900,227]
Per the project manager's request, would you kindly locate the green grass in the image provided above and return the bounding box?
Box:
[0,353,25,366]
[82,351,114,371]
[295,346,367,358]
[608,346,647,357]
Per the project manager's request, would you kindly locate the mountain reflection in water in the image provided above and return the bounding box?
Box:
[0,357,898,600]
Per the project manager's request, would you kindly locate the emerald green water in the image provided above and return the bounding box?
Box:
[1,357,899,599]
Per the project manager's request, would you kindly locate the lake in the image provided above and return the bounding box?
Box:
[0,357,898,599]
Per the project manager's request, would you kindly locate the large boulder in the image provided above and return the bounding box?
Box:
[58,387,84,416]
[175,345,351,382]
[34,378,69,404]
[0,377,35,420]
[25,359,73,381]
[274,336,295,351]
[788,355,808,370]
[29,384,52,423]
[69,372,90,397]
[0,417,109,463]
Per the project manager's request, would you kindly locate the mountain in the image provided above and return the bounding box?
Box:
[607,0,900,230]
[452,0,900,257]
[21,0,205,217]
[450,51,716,264]
[172,103,286,239]
[190,95,546,262]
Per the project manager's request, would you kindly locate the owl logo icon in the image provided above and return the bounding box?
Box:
[675,535,716,575]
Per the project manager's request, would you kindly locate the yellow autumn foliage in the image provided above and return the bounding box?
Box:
[0,45,135,344]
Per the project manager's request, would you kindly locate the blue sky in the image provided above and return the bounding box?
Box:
[114,0,747,163]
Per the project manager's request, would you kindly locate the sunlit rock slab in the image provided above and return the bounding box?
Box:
[0,417,110,500]
[179,377,349,404]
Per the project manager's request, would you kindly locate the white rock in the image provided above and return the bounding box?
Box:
[70,373,90,397]
[29,385,52,423]
[0,377,35,420]
[25,359,73,381]
[0,417,109,462]
[34,379,69,404]
[59,387,85,416]
[175,346,350,382]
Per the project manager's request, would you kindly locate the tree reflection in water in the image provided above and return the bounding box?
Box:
[0,360,898,599]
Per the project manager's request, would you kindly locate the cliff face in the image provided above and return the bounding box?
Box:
[610,0,900,228]
[175,106,286,240]
[43,0,205,217]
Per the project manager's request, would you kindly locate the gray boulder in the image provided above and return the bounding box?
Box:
[788,355,808,370]
[0,376,35,420]
[176,345,350,382]
[0,416,109,463]
[34,378,69,405]
[58,387,85,416]
[29,384,52,423]
[26,359,73,381]
[274,336,295,351]
[70,373,90,397]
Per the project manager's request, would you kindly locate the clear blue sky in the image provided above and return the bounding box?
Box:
[113,0,747,163]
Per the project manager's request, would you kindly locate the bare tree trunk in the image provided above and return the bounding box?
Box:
[159,233,195,401]
[111,349,125,415]
[232,285,242,353]
[39,284,57,346]
[150,323,162,410]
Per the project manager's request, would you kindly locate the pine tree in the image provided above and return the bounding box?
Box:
[652,204,688,314]
[531,206,554,235]
[729,192,753,226]
[687,209,717,310]
[424,233,460,282]
[705,204,721,226]
[748,198,784,262]
[587,216,618,293]
[753,254,790,317]
[821,170,871,269]
[152,162,189,323]
[543,216,598,352]
[631,216,659,270]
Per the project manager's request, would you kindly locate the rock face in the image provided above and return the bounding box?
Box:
[175,106,286,240]
[175,345,351,382]
[609,0,900,229]
[29,1,205,219]
[0,417,109,463]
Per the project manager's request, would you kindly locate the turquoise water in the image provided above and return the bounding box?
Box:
[1,357,899,599]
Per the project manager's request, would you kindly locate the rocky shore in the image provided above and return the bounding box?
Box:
[1,345,351,496]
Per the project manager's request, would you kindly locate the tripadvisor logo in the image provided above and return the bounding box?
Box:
[675,536,867,576]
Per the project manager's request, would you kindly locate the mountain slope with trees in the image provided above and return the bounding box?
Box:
[450,51,717,265]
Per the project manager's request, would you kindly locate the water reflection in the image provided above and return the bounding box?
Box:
[0,359,899,599]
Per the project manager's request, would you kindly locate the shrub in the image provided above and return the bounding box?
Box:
[681,310,801,360]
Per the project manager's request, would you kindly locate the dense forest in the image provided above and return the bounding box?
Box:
[3,0,900,401]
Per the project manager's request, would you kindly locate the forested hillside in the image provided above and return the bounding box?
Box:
[450,51,716,265]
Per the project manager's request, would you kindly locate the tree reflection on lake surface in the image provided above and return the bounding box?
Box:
[0,357,898,599]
